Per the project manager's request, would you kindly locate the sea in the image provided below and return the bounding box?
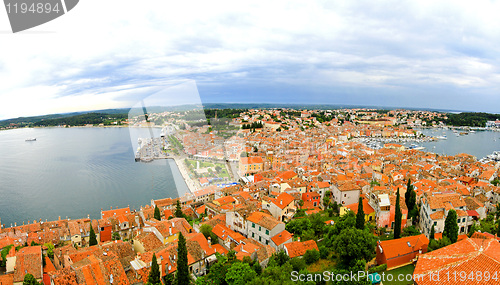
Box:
[0,127,188,227]
[416,128,500,159]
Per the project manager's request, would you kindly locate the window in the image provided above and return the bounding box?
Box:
[266,229,269,235]
[434,222,437,226]
[457,219,460,223]
[259,236,261,242]
[462,218,466,223]
[259,226,261,231]
[252,223,255,228]
[252,233,254,238]
[266,240,269,245]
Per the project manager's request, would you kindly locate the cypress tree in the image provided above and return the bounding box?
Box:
[148,253,160,285]
[176,233,189,285]
[430,225,435,240]
[443,209,459,243]
[175,200,183,218]
[355,197,365,230]
[154,205,161,220]
[394,190,402,239]
[405,179,412,209]
[89,226,98,246]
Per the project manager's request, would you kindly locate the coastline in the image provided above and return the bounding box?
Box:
[170,156,198,194]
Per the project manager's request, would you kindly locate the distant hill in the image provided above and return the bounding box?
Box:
[1,103,492,128]
[444,112,500,127]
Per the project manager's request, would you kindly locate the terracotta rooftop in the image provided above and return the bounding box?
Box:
[284,240,318,258]
[414,238,500,285]
[378,234,429,260]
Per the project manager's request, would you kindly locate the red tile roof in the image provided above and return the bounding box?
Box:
[378,234,429,260]
[240,157,264,165]
[272,192,295,209]
[414,238,500,285]
[271,230,293,246]
[0,274,14,285]
[13,246,43,282]
[101,207,131,219]
[284,240,318,258]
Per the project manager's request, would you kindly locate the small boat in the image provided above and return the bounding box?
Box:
[25,138,36,141]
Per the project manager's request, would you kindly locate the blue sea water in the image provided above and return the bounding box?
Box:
[0,127,188,227]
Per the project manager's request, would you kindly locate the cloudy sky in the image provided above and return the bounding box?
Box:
[0,0,499,120]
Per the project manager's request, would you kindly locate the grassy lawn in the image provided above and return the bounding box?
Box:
[381,264,415,285]
[307,259,336,273]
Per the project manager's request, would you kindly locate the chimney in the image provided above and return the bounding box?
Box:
[58,216,61,221]
[169,227,172,236]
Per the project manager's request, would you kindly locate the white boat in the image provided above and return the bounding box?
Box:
[25,138,36,141]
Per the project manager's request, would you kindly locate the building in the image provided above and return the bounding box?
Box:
[239,156,264,176]
[331,181,361,205]
[419,193,468,237]
[212,223,245,250]
[340,197,375,223]
[246,212,285,247]
[270,230,293,251]
[376,234,429,270]
[263,192,296,222]
[10,246,43,285]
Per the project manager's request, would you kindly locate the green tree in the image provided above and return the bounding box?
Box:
[355,197,365,230]
[405,179,412,209]
[289,257,306,272]
[112,232,120,241]
[23,273,42,285]
[200,224,218,245]
[252,262,262,275]
[430,225,435,240]
[285,218,312,237]
[177,233,190,285]
[331,201,340,215]
[408,190,417,221]
[148,254,161,285]
[332,227,376,269]
[273,250,290,266]
[402,225,421,237]
[225,262,257,285]
[394,190,402,239]
[319,245,329,259]
[428,236,451,252]
[303,249,320,265]
[43,243,54,258]
[163,273,174,285]
[323,195,330,209]
[175,200,183,218]
[89,226,98,246]
[154,205,161,221]
[443,209,459,243]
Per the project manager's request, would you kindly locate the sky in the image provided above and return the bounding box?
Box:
[1,0,500,120]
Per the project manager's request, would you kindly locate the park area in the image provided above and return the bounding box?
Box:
[184,159,230,180]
